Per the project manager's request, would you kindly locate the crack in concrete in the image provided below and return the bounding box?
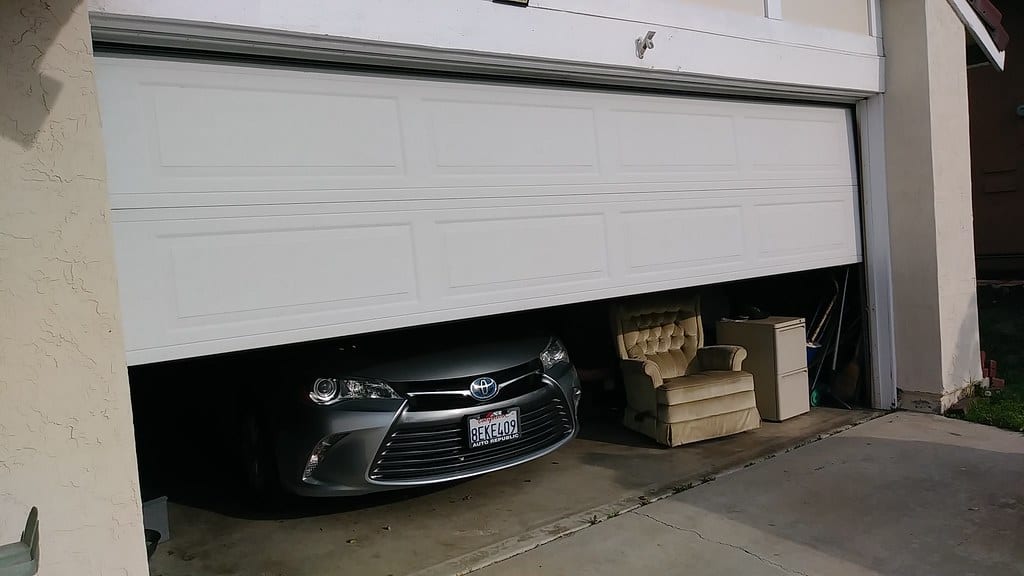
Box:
[633,511,809,576]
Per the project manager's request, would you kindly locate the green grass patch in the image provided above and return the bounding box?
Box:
[964,388,1024,433]
[961,285,1024,433]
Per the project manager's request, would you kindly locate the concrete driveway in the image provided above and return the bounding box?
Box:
[474,412,1024,576]
[150,409,871,576]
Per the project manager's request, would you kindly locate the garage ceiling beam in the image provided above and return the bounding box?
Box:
[89,13,871,103]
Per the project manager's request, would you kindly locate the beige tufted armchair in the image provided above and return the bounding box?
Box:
[612,292,760,447]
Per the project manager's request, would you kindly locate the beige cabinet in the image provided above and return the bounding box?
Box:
[717,317,810,422]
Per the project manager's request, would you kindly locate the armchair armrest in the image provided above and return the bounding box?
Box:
[620,358,663,387]
[619,359,662,413]
[697,345,747,372]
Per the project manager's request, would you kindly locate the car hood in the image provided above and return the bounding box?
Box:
[346,335,551,382]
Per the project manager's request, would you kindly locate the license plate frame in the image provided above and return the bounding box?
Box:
[467,407,520,449]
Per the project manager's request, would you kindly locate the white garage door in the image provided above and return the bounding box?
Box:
[95,56,861,365]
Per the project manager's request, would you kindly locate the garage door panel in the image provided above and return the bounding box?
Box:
[96,56,862,364]
[111,188,859,359]
[440,214,608,290]
[740,115,855,174]
[113,213,420,350]
[622,206,745,271]
[426,100,598,172]
[612,110,738,171]
[168,225,416,318]
[754,199,858,259]
[97,57,857,207]
[151,86,404,170]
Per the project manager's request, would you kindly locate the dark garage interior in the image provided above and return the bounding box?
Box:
[128,264,876,575]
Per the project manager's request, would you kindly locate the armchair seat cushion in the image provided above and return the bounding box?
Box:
[656,371,754,406]
[657,389,757,423]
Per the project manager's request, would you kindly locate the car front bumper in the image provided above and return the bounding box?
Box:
[275,367,580,496]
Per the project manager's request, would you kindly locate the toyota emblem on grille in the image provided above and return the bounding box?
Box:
[469,376,499,401]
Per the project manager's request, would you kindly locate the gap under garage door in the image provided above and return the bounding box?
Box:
[95,55,862,365]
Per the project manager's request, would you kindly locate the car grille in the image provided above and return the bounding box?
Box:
[369,396,573,482]
[389,359,546,412]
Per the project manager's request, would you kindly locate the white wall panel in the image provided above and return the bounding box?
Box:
[96,56,861,364]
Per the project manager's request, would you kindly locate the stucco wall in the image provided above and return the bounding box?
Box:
[685,0,763,17]
[927,1,983,400]
[785,0,872,35]
[882,0,981,412]
[0,1,149,574]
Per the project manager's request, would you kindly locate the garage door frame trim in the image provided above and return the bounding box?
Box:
[89,13,873,104]
[89,13,897,410]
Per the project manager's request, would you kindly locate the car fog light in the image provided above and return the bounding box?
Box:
[302,432,348,482]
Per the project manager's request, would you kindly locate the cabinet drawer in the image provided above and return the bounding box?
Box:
[776,325,807,375]
[776,369,810,421]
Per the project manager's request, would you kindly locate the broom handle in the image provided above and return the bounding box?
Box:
[832,268,850,371]
[810,279,839,343]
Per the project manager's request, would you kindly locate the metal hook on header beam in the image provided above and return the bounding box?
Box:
[636,31,656,59]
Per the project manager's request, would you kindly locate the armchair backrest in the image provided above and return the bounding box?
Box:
[612,292,703,379]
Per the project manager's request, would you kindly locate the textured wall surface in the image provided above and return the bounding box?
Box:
[882,0,982,412]
[0,1,149,573]
[785,0,872,35]
[683,0,764,17]
[926,0,983,401]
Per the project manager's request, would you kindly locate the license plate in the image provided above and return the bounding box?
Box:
[468,408,520,449]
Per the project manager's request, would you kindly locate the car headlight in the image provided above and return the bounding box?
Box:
[540,338,570,371]
[309,377,400,405]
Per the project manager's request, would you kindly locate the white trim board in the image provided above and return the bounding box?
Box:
[89,0,883,94]
[946,0,1005,70]
[529,0,880,55]
[857,95,897,410]
[867,0,883,38]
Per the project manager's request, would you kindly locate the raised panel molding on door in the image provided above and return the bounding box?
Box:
[755,199,855,259]
[440,214,608,291]
[612,110,738,171]
[96,56,861,364]
[425,100,598,172]
[622,206,745,272]
[167,225,416,318]
[149,86,404,171]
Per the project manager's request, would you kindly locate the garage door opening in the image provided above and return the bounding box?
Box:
[130,264,877,575]
[96,49,874,575]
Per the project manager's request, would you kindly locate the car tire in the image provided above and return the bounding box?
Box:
[238,410,286,509]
